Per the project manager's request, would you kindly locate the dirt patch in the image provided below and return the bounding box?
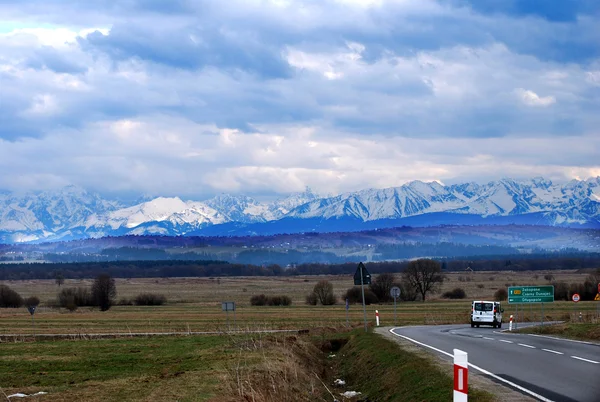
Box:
[375,327,537,402]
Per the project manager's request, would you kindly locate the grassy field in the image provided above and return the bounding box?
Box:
[1,270,597,336]
[516,322,600,341]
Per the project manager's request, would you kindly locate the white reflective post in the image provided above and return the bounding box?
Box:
[453,349,468,402]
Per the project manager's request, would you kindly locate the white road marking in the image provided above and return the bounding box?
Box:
[542,349,563,355]
[518,343,535,349]
[500,339,513,343]
[388,328,553,402]
[483,337,494,340]
[571,356,600,364]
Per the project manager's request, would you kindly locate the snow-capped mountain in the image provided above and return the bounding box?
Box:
[0,177,599,243]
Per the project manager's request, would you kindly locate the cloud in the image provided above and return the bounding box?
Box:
[0,0,598,197]
[516,88,556,107]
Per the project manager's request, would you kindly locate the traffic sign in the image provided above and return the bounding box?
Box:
[390,286,401,299]
[222,301,235,311]
[27,306,36,315]
[598,283,600,294]
[572,293,580,303]
[595,294,600,301]
[508,286,554,304]
[353,262,371,285]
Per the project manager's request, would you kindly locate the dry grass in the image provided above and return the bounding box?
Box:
[1,270,597,337]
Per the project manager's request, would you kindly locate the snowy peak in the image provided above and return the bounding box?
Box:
[1,177,599,243]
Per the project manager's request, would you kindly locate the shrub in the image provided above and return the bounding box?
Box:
[305,292,318,305]
[251,294,292,306]
[552,282,569,300]
[494,288,508,301]
[0,285,23,308]
[442,288,466,299]
[307,280,337,306]
[477,284,485,289]
[250,294,269,306]
[343,287,379,305]
[24,296,40,307]
[544,274,554,282]
[58,287,93,311]
[134,293,167,306]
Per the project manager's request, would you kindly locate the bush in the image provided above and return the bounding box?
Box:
[24,296,40,307]
[442,288,466,299]
[58,287,93,311]
[134,293,167,306]
[343,287,379,305]
[0,285,23,308]
[494,288,508,301]
[251,294,292,306]
[307,280,336,306]
[250,294,269,306]
[305,292,318,306]
[552,282,569,300]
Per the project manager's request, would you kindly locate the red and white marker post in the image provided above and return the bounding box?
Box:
[453,349,468,402]
[509,314,513,331]
[375,310,380,326]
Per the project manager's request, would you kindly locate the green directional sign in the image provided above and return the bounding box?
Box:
[508,286,554,304]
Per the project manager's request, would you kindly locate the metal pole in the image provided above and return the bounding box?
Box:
[234,307,237,332]
[31,315,35,339]
[226,310,229,331]
[394,296,397,326]
[541,303,544,327]
[515,305,518,329]
[345,298,349,328]
[360,264,367,332]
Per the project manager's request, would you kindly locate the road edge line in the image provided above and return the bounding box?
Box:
[388,328,553,402]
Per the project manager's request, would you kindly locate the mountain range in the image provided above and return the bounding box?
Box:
[1,177,599,243]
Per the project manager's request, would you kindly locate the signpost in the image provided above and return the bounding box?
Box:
[572,293,580,303]
[354,262,371,332]
[345,298,349,327]
[222,301,236,331]
[390,286,401,326]
[508,286,554,327]
[27,305,36,338]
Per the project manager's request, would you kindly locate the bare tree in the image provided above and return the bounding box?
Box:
[55,273,65,287]
[92,274,117,311]
[310,280,337,305]
[402,259,444,302]
[369,273,398,302]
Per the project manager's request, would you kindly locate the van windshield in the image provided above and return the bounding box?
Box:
[474,302,494,312]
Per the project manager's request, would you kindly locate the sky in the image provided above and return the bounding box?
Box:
[0,0,599,200]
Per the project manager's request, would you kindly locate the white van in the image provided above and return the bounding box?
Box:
[470,300,503,328]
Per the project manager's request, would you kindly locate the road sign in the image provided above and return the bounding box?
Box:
[595,293,600,301]
[27,306,36,315]
[598,283,600,293]
[353,262,371,285]
[390,286,401,299]
[222,301,235,311]
[508,286,554,304]
[572,293,580,303]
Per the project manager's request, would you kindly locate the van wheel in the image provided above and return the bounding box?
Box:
[476,324,480,328]
[498,322,502,328]
[471,322,474,328]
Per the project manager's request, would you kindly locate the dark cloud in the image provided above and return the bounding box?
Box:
[23,46,87,74]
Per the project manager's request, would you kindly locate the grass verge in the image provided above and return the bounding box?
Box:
[0,332,328,402]
[331,329,496,402]
[516,322,600,342]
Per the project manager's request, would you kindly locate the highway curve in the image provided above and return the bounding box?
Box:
[390,323,600,402]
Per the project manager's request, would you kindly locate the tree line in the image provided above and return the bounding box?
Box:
[1,254,599,281]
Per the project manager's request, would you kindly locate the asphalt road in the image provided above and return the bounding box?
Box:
[390,323,600,402]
